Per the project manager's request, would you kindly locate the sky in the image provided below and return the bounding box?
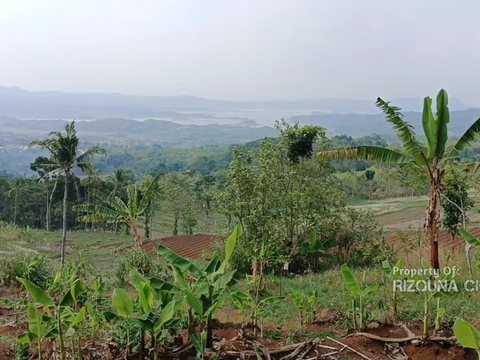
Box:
[1,0,480,103]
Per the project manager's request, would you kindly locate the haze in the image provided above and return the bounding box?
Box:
[1,0,480,103]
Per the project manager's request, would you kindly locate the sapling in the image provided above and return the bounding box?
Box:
[111,288,134,355]
[230,290,283,337]
[382,258,403,318]
[16,277,87,360]
[284,285,318,326]
[340,264,378,330]
[158,224,241,347]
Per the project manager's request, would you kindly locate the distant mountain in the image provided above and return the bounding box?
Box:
[291,108,480,137]
[0,117,277,147]
[0,86,472,119]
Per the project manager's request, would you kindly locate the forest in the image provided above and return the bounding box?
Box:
[3,90,480,359]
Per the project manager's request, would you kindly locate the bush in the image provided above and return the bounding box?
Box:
[49,254,93,295]
[0,253,51,288]
[114,248,164,284]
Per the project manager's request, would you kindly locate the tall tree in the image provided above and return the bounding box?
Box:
[73,175,160,248]
[105,167,134,198]
[218,122,344,274]
[317,89,480,269]
[29,121,106,265]
[81,169,103,231]
[4,178,24,225]
[30,156,58,231]
[161,172,198,235]
[440,170,473,242]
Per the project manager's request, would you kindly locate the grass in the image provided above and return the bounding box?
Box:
[143,210,229,237]
[0,226,134,278]
[3,212,480,333]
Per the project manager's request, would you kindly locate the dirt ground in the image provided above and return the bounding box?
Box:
[0,298,474,360]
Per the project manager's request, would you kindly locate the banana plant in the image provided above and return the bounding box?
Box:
[189,331,219,360]
[341,264,378,330]
[110,288,134,354]
[284,285,318,326]
[16,304,57,360]
[64,307,86,360]
[230,290,283,337]
[454,318,480,358]
[158,224,242,348]
[129,269,181,360]
[16,277,87,360]
[382,258,403,318]
[417,261,454,336]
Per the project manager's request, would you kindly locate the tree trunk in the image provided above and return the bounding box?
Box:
[85,192,90,231]
[425,169,442,270]
[145,205,150,239]
[131,227,142,248]
[173,217,178,235]
[61,175,69,266]
[13,191,17,225]
[46,189,49,231]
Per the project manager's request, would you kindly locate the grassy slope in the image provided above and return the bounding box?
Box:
[4,191,480,329]
[0,227,134,277]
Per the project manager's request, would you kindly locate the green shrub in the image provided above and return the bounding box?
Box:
[0,253,50,288]
[49,254,93,296]
[114,248,163,284]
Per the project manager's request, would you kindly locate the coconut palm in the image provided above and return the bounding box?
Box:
[105,167,133,198]
[81,169,103,231]
[317,89,480,269]
[4,178,25,225]
[29,121,106,265]
[73,174,160,248]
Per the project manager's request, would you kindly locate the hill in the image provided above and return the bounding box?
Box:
[0,86,472,119]
[291,108,480,137]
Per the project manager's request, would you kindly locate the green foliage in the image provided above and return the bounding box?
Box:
[73,174,160,247]
[29,121,107,265]
[15,342,29,360]
[0,253,50,288]
[341,264,378,330]
[440,170,473,238]
[160,172,198,235]
[337,209,389,267]
[454,318,480,357]
[218,122,345,275]
[283,124,323,164]
[284,285,318,326]
[157,225,241,347]
[114,248,163,285]
[319,89,480,269]
[230,289,284,337]
[382,258,403,318]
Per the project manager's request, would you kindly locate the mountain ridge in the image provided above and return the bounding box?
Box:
[0,86,473,119]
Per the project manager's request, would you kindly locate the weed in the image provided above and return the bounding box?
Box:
[268,329,281,340]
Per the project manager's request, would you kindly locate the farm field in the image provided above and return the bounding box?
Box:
[1,214,480,359]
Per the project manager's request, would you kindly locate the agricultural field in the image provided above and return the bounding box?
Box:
[2,220,480,359]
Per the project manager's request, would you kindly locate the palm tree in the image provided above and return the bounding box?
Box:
[29,121,106,265]
[4,178,24,225]
[317,89,480,269]
[105,167,132,197]
[73,174,160,248]
[81,169,102,231]
[30,155,59,232]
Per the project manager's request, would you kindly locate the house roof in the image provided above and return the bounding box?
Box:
[142,234,225,260]
[384,227,480,249]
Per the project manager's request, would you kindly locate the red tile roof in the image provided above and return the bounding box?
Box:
[142,234,225,260]
[384,227,480,250]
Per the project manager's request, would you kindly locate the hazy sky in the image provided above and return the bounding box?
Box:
[1,0,480,103]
